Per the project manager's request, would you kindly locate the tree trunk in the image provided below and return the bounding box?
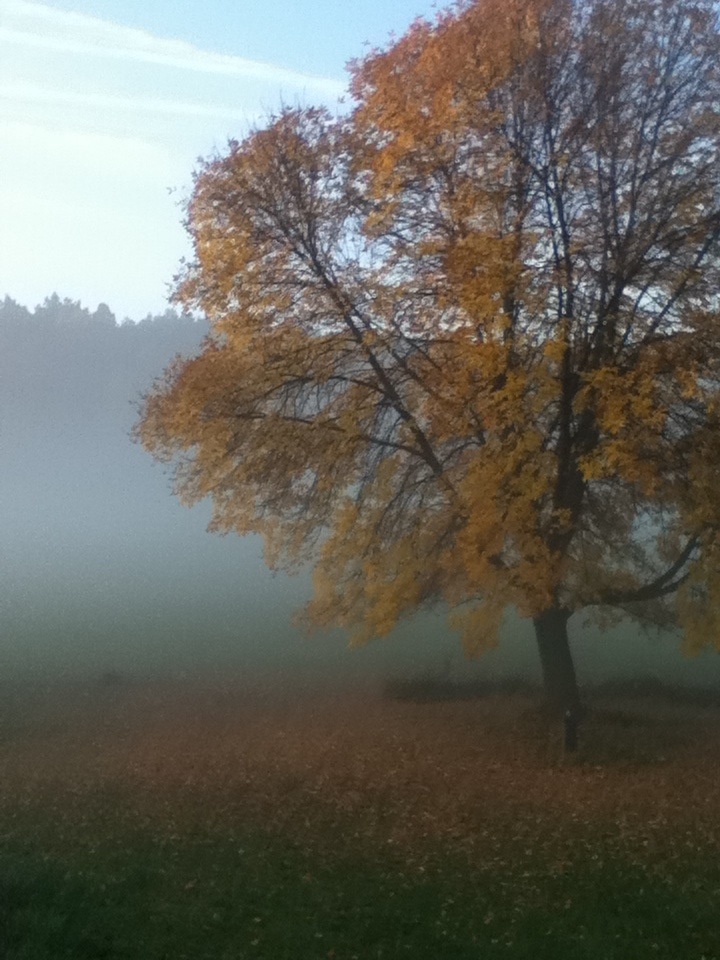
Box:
[533,607,582,749]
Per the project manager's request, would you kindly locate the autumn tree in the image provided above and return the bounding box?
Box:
[138,0,720,718]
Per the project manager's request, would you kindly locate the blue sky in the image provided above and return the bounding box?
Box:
[1,0,439,319]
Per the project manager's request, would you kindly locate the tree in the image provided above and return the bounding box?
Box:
[138,0,720,721]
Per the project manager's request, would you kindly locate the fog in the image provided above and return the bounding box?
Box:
[2,295,719,689]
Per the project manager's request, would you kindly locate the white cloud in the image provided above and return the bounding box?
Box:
[0,1,346,318]
[1,1,345,99]
[0,80,259,122]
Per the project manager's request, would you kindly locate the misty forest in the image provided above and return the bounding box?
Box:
[4,0,720,958]
[4,294,720,687]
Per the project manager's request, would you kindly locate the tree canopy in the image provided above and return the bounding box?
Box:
[138,0,720,714]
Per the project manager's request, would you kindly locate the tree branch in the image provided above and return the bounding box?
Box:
[599,535,698,606]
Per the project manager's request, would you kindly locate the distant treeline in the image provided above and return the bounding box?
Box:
[0,292,205,331]
[0,294,378,682]
[0,292,467,681]
[0,294,208,427]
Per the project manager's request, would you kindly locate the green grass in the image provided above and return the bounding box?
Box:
[2,808,719,959]
[1,679,719,958]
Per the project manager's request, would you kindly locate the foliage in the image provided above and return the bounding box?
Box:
[138,0,720,664]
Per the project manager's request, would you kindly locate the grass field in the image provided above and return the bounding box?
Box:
[1,674,719,959]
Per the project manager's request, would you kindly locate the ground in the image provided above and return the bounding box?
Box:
[0,673,719,958]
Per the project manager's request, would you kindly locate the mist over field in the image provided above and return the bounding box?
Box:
[2,294,719,688]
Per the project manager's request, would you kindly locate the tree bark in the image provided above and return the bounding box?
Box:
[533,606,582,721]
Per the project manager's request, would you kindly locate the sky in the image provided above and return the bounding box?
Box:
[0,0,439,320]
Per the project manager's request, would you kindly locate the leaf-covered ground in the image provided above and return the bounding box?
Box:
[0,675,718,958]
